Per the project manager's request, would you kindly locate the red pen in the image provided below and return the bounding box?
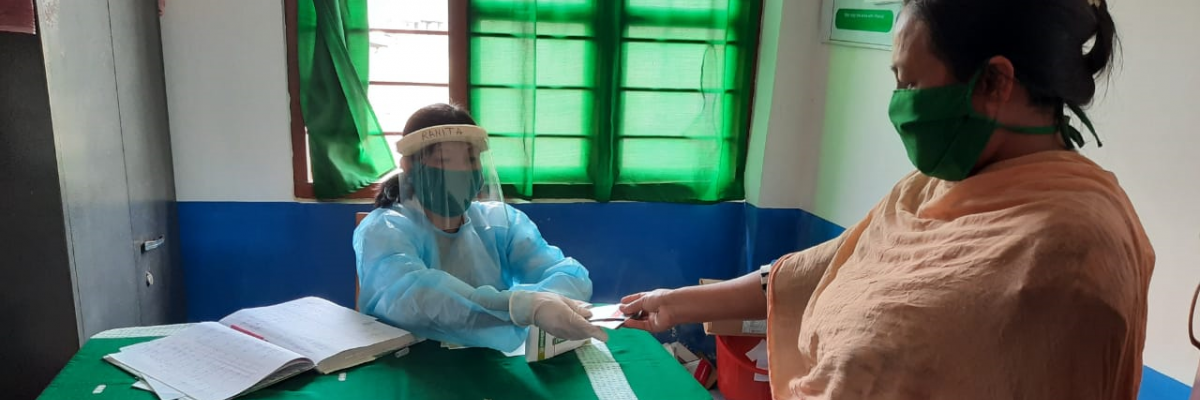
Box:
[230,324,266,341]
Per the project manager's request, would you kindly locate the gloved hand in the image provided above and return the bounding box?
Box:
[510,291,609,342]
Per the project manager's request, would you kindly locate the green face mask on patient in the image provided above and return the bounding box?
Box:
[888,68,1100,181]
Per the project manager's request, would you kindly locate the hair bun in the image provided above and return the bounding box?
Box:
[1083,0,1117,77]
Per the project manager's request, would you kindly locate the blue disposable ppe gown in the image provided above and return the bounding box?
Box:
[353,200,592,352]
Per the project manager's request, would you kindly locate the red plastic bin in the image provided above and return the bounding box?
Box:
[716,335,771,400]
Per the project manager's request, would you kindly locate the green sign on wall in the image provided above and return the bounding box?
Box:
[823,0,902,50]
[835,9,894,33]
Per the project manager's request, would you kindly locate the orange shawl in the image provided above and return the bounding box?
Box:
[767,151,1154,399]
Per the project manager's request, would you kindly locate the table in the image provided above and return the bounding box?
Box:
[37,324,709,400]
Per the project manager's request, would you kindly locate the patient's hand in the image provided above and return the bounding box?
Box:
[619,289,677,333]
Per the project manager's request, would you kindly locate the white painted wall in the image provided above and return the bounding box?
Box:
[162,0,294,202]
[745,0,830,210]
[809,45,911,226]
[746,0,910,215]
[1081,0,1200,384]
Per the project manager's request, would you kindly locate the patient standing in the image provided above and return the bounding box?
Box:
[620,0,1154,398]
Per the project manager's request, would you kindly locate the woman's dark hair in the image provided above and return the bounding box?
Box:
[903,0,1118,109]
[374,103,478,209]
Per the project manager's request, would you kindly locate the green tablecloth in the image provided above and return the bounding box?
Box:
[38,327,708,400]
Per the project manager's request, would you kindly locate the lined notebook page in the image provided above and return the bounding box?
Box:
[106,322,309,400]
[219,297,411,365]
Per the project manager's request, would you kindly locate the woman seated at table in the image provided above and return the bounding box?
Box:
[354,103,606,352]
[621,0,1154,398]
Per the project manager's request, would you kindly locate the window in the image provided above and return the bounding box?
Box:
[469,0,763,202]
[367,0,470,160]
[289,0,760,201]
[288,0,469,199]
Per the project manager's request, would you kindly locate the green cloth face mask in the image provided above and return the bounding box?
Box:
[410,162,483,218]
[888,68,1101,181]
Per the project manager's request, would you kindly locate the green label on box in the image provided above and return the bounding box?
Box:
[835,9,895,33]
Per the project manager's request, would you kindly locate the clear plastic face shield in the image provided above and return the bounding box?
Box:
[395,125,504,221]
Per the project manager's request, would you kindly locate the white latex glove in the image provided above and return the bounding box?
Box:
[510,291,609,342]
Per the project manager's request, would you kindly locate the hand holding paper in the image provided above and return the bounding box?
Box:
[618,289,677,333]
[510,291,608,342]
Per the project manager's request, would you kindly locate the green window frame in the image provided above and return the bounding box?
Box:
[468,0,763,203]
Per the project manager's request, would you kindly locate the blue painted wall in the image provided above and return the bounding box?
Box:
[1140,366,1194,400]
[178,201,843,356]
[178,201,845,321]
[176,201,1191,396]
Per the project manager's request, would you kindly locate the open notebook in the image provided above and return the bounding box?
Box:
[104,297,416,400]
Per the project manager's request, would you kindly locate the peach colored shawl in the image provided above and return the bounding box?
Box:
[767,151,1154,400]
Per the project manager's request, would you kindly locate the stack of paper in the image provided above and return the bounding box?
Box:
[107,322,314,400]
[104,297,416,400]
[745,339,769,382]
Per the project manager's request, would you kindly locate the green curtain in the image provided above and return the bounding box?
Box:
[469,0,762,203]
[297,0,395,199]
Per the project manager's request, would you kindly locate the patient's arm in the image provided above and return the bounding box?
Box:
[619,271,766,333]
[618,233,851,333]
